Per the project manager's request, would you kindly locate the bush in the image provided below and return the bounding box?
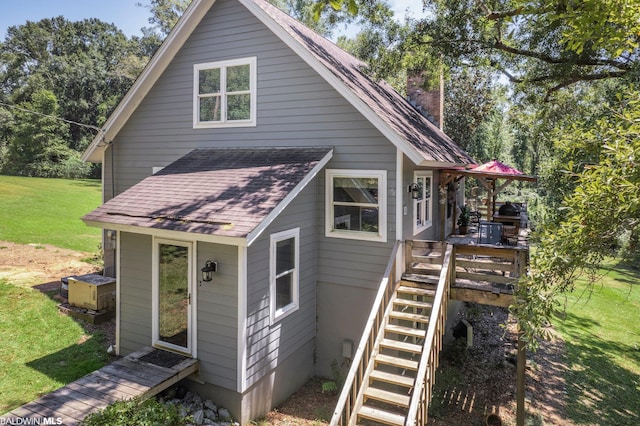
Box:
[49,152,92,179]
[81,397,188,426]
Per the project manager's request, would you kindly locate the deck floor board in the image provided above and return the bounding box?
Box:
[0,347,199,425]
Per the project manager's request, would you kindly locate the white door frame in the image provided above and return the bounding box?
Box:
[152,238,195,355]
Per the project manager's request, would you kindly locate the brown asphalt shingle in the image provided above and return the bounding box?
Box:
[83,147,332,238]
[253,0,474,166]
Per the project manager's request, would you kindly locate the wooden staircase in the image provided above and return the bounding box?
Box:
[402,240,445,285]
[332,241,454,426]
[333,240,526,426]
[355,282,436,425]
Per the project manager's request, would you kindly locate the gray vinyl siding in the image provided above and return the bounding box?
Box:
[109,0,397,200]
[196,242,239,390]
[245,180,318,388]
[118,232,153,355]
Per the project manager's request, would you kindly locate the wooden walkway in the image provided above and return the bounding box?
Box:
[1,346,199,425]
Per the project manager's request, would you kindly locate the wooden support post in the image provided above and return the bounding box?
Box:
[516,329,526,426]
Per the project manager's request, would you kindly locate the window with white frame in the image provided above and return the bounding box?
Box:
[270,228,299,323]
[193,57,256,128]
[325,169,387,242]
[413,171,433,234]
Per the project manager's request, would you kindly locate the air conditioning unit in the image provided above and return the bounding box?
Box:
[68,273,116,311]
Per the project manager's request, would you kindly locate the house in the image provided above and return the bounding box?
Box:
[81,0,479,423]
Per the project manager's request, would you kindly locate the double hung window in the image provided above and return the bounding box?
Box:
[325,169,387,242]
[413,171,433,234]
[270,228,300,323]
[194,57,256,128]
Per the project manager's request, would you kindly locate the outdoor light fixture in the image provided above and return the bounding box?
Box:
[201,260,217,282]
[408,183,421,200]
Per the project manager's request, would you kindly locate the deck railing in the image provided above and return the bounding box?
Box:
[406,240,528,290]
[330,240,401,426]
[455,244,528,283]
[405,243,455,425]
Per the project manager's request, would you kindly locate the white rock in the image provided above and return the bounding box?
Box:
[218,408,232,421]
[193,409,205,425]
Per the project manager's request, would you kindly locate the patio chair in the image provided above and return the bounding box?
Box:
[502,225,518,246]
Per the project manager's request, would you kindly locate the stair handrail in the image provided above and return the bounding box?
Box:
[405,243,455,425]
[330,240,402,426]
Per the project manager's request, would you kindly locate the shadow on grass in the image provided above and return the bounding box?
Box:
[610,261,640,285]
[557,311,640,425]
[26,285,114,380]
[70,179,101,188]
[25,338,107,385]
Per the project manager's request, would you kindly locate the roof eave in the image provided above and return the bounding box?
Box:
[245,147,333,246]
[419,160,472,169]
[82,0,218,163]
[240,0,452,167]
[82,218,248,246]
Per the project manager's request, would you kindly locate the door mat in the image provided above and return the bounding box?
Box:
[138,349,188,368]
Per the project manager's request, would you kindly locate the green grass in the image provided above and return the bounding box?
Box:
[0,175,102,252]
[553,262,640,425]
[0,280,108,414]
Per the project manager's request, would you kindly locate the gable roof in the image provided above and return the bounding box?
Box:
[82,147,333,245]
[82,0,473,167]
[249,0,472,166]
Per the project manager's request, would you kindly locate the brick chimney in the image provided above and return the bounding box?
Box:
[407,73,444,130]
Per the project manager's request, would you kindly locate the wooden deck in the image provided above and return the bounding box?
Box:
[405,238,528,308]
[1,346,199,425]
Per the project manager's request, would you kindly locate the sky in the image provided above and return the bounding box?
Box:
[0,0,426,40]
[0,0,152,39]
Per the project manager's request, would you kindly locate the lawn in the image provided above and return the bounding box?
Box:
[0,279,107,414]
[0,175,102,253]
[553,262,640,425]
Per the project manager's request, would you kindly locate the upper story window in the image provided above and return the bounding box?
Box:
[325,169,387,242]
[193,57,257,128]
[413,171,433,235]
[270,228,300,323]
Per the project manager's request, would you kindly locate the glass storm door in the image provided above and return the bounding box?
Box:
[155,240,192,353]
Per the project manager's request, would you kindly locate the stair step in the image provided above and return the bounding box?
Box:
[364,386,410,407]
[380,338,423,354]
[409,263,442,272]
[407,270,441,279]
[375,354,418,370]
[370,370,416,387]
[385,324,426,339]
[389,311,430,323]
[397,285,436,297]
[358,405,406,426]
[394,298,433,310]
[401,274,440,285]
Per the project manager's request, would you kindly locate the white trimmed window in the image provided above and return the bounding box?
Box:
[413,171,433,234]
[325,169,387,242]
[270,228,300,323]
[193,57,257,128]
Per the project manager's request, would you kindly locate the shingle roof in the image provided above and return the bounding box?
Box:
[82,0,474,166]
[252,0,474,166]
[83,147,333,239]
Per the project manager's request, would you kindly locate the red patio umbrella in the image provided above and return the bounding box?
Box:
[472,159,523,175]
[468,160,534,218]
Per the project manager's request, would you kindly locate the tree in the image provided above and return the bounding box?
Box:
[0,17,146,154]
[421,0,640,99]
[3,88,88,178]
[319,0,640,99]
[442,67,496,153]
[514,86,640,346]
[138,0,192,37]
